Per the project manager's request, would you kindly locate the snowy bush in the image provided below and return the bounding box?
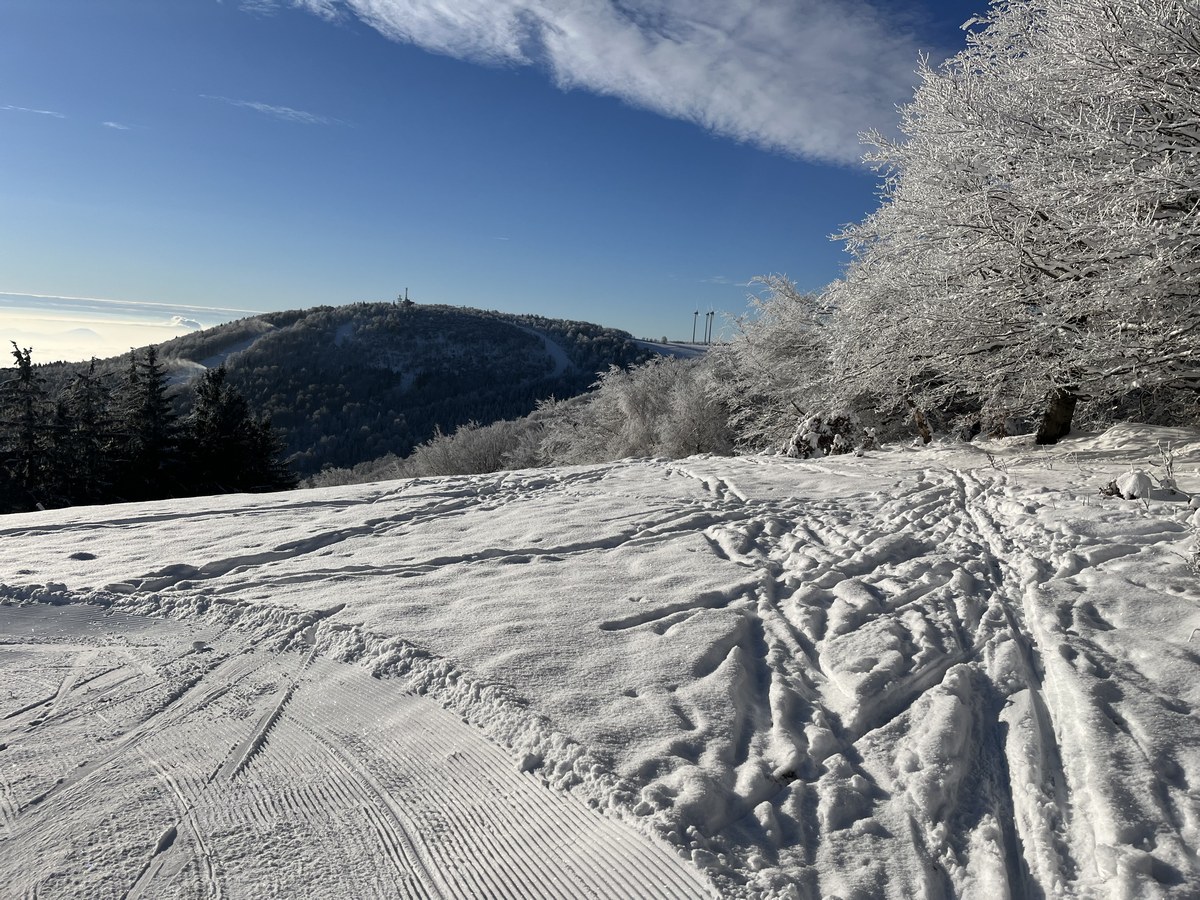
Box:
[400,422,515,477]
[539,357,733,463]
[1115,470,1154,500]
[783,412,858,459]
[306,357,734,484]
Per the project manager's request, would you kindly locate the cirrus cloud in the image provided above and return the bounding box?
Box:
[201,94,335,125]
[2,104,66,119]
[279,0,939,163]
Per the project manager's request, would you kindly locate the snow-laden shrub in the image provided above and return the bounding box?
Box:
[539,357,733,464]
[306,357,735,484]
[1101,469,1156,500]
[1116,470,1154,500]
[783,412,858,459]
[400,422,515,476]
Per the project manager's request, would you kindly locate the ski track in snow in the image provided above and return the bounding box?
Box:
[0,603,712,899]
[514,326,574,379]
[2,425,1199,898]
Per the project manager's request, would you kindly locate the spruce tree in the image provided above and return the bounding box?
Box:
[61,360,116,504]
[119,346,178,499]
[185,365,296,494]
[186,364,249,492]
[0,344,48,510]
[245,415,298,492]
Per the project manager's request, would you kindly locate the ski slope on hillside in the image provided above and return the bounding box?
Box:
[2,425,1199,898]
[0,604,709,899]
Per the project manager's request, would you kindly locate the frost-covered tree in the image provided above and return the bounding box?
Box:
[711,276,843,450]
[831,0,1200,441]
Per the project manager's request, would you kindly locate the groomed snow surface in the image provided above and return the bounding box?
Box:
[2,423,1199,898]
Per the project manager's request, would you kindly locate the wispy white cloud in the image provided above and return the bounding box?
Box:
[699,275,749,286]
[272,0,938,163]
[3,104,66,119]
[291,0,339,20]
[102,121,130,130]
[0,291,255,317]
[239,0,282,15]
[201,94,334,125]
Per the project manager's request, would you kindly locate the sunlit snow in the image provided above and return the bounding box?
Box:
[2,424,1199,897]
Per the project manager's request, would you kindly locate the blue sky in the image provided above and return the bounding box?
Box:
[1,0,981,361]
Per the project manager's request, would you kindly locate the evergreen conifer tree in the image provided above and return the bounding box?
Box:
[61,360,116,504]
[0,344,48,510]
[185,365,296,493]
[119,346,178,498]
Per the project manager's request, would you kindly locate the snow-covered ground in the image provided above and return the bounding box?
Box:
[167,333,271,386]
[635,339,709,360]
[3,424,1199,898]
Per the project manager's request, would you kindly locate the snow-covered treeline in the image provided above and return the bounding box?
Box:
[818,0,1200,443]
[307,356,736,486]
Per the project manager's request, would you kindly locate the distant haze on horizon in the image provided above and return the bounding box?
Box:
[1,0,982,352]
[1,291,708,364]
[0,293,253,364]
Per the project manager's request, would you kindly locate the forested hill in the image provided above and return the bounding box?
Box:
[19,302,653,476]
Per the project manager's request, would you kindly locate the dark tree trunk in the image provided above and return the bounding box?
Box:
[1035,387,1077,445]
[904,396,932,444]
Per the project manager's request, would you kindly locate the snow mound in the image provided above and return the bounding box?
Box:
[1116,469,1153,499]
